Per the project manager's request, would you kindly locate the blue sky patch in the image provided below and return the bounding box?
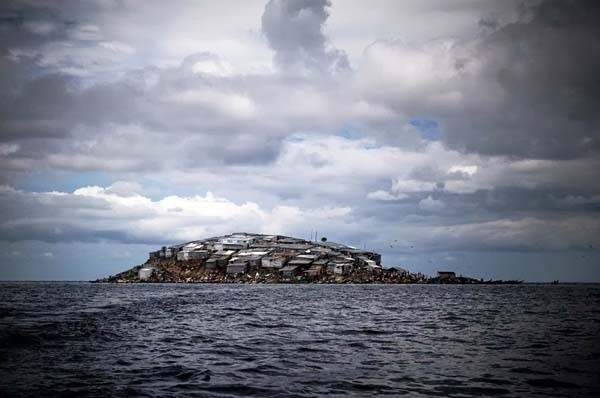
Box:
[285,135,305,143]
[16,171,113,193]
[337,123,363,140]
[410,118,441,141]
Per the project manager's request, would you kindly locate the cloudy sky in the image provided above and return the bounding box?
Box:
[0,0,599,281]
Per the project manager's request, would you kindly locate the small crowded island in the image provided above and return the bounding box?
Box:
[100,232,522,284]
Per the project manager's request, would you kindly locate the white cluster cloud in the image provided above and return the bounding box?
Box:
[0,183,354,245]
[418,196,446,213]
[1,181,597,255]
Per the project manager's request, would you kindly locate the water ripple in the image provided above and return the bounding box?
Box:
[0,283,599,397]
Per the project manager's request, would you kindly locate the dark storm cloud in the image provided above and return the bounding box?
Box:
[445,0,600,159]
[0,3,66,44]
[0,1,139,142]
[0,1,349,170]
[366,187,600,221]
[3,0,597,166]
[1,75,77,140]
[0,185,124,243]
[0,61,287,170]
[356,0,600,160]
[262,0,349,75]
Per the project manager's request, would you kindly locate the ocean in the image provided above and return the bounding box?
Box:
[1,283,599,397]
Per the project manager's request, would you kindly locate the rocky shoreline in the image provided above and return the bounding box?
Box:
[97,259,430,284]
[97,259,521,285]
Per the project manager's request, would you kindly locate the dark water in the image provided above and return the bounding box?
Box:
[1,283,599,397]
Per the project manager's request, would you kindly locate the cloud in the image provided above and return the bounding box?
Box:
[0,183,354,245]
[0,143,20,156]
[23,20,57,35]
[388,215,600,252]
[366,190,408,202]
[0,0,599,280]
[354,0,600,159]
[104,181,143,197]
[99,41,135,55]
[0,181,597,255]
[418,195,446,213]
[3,0,597,174]
[261,0,349,75]
[191,58,234,77]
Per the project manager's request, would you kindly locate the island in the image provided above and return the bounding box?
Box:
[98,232,522,284]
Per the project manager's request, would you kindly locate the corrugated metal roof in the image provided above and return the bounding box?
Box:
[277,243,314,250]
[288,258,313,265]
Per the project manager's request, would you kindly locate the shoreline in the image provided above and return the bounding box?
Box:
[95,282,416,284]
[97,261,522,285]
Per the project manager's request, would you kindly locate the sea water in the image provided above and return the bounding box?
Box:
[1,283,599,397]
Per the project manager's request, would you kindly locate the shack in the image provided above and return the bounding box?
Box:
[277,243,314,254]
[226,261,249,274]
[304,264,325,277]
[205,256,230,270]
[363,259,382,272]
[334,263,353,275]
[438,271,456,281]
[287,258,314,267]
[261,255,289,269]
[280,265,301,278]
[148,251,160,260]
[220,234,256,250]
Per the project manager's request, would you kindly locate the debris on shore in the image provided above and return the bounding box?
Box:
[96,233,521,284]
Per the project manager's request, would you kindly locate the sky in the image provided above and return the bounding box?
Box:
[0,0,599,282]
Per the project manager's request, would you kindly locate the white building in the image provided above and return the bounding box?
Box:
[236,250,270,257]
[261,255,289,269]
[219,235,256,249]
[179,251,207,261]
[334,263,353,275]
[364,259,382,272]
[183,242,203,252]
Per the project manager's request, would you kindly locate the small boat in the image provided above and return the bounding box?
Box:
[551,280,559,285]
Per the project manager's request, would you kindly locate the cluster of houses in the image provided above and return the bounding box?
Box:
[141,233,382,280]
